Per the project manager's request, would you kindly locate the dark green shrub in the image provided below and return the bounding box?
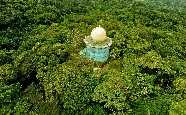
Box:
[0,82,20,114]
[36,58,99,113]
[0,50,13,65]
[0,64,15,82]
[133,95,172,115]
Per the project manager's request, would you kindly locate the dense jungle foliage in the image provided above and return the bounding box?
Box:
[0,0,186,114]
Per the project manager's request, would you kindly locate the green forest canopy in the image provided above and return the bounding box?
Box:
[0,0,186,114]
